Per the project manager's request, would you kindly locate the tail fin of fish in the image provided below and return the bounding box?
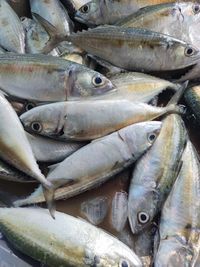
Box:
[43,185,56,219]
[167,80,189,106]
[163,81,189,116]
[32,13,69,54]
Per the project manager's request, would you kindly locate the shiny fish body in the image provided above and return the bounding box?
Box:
[0,93,50,187]
[27,133,86,163]
[14,121,161,206]
[75,0,175,26]
[118,2,200,49]
[107,72,180,103]
[0,0,25,53]
[155,141,200,267]
[20,99,179,141]
[21,17,59,55]
[0,159,35,183]
[128,115,187,234]
[68,26,200,72]
[0,53,114,102]
[185,85,200,124]
[30,0,73,37]
[0,208,142,267]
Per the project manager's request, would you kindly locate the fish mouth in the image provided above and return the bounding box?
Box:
[74,13,87,24]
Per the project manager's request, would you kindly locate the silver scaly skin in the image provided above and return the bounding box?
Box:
[0,208,142,267]
[14,121,162,206]
[155,141,200,267]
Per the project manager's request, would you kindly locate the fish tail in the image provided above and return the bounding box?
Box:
[42,184,56,219]
[167,80,189,106]
[32,12,68,54]
[13,185,44,207]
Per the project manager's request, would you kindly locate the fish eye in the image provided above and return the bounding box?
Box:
[31,122,42,133]
[92,76,104,87]
[185,46,195,57]
[20,17,26,22]
[147,132,157,143]
[25,102,36,111]
[80,4,90,13]
[119,259,130,267]
[193,4,200,14]
[137,212,150,224]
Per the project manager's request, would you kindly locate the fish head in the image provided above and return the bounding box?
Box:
[20,103,65,137]
[67,67,115,99]
[118,121,162,159]
[165,40,200,70]
[89,240,142,267]
[75,1,100,26]
[128,185,159,234]
[155,238,193,267]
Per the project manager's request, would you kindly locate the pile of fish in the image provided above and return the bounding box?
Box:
[0,0,200,266]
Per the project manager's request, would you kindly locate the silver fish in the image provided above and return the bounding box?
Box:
[0,207,142,267]
[21,16,59,55]
[20,99,181,141]
[14,121,162,206]
[68,26,200,72]
[0,0,25,53]
[154,141,200,267]
[75,0,175,26]
[128,114,187,234]
[27,133,86,163]
[0,93,54,216]
[0,53,114,102]
[30,0,73,38]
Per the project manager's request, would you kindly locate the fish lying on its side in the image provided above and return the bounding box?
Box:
[0,208,143,267]
[0,0,25,53]
[0,94,54,217]
[154,141,200,267]
[20,99,182,141]
[75,0,175,26]
[128,114,187,234]
[0,53,114,102]
[27,133,86,163]
[14,121,162,206]
[67,26,200,72]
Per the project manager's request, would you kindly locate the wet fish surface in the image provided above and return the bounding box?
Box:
[0,207,143,266]
[14,121,162,206]
[68,26,200,72]
[155,141,200,266]
[0,53,114,102]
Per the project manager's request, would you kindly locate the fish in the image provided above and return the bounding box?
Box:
[20,99,181,141]
[0,93,54,217]
[67,26,200,72]
[0,53,114,102]
[154,141,200,267]
[21,16,59,55]
[75,0,175,26]
[13,121,162,206]
[27,133,86,163]
[0,0,25,53]
[107,72,181,103]
[30,0,73,38]
[128,114,187,234]
[184,85,200,124]
[81,196,108,225]
[0,159,35,183]
[117,2,200,49]
[0,207,143,267]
